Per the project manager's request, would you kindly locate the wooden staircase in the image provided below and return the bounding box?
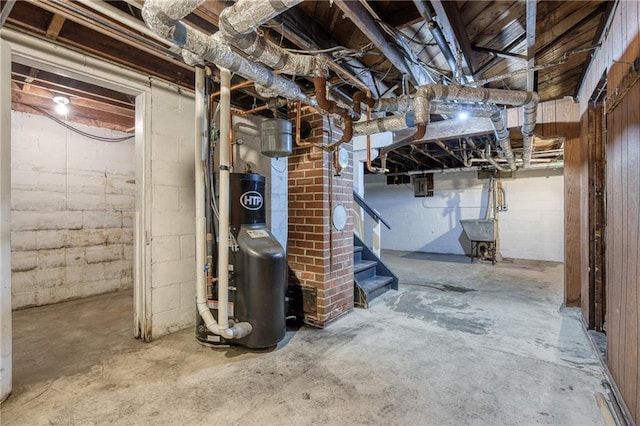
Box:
[353,235,398,308]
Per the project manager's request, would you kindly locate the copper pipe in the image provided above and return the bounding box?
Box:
[353,90,375,120]
[236,104,270,116]
[376,124,426,173]
[210,71,283,100]
[314,76,354,149]
[210,80,254,99]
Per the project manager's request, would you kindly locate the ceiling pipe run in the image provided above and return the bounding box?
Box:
[353,84,538,170]
[412,0,461,82]
[217,0,324,78]
[142,0,315,104]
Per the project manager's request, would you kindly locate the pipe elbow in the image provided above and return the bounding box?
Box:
[337,117,354,145]
[220,322,253,340]
[314,77,332,111]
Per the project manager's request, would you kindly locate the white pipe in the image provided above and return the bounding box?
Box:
[217,67,232,333]
[194,67,251,341]
[194,67,215,332]
[75,0,172,46]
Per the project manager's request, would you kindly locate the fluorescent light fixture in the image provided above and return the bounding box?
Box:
[52,94,70,115]
[457,111,469,120]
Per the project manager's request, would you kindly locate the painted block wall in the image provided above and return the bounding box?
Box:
[148,81,196,337]
[364,169,564,262]
[10,110,134,309]
[231,114,288,248]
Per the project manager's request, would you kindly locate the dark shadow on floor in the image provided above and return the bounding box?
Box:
[11,289,142,391]
[398,251,471,264]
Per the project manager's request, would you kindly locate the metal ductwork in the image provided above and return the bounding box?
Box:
[353,84,539,170]
[142,0,318,104]
[217,0,324,77]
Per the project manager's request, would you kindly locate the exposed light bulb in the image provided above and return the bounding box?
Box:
[457,111,469,120]
[52,94,70,115]
[55,102,69,115]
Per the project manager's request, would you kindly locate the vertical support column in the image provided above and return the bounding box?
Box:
[0,39,12,403]
[288,112,354,326]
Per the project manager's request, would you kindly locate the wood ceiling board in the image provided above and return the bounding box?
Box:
[465,1,524,46]
[11,90,134,131]
[10,80,134,120]
[6,1,54,32]
[363,0,422,29]
[535,1,604,54]
[431,0,478,73]
[11,63,134,107]
[477,17,527,52]
[56,19,194,88]
[535,17,601,64]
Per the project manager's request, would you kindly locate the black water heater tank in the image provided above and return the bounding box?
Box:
[229,173,286,348]
[229,173,266,228]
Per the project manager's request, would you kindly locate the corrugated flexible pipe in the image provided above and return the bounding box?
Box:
[353,84,538,169]
[142,0,312,104]
[217,0,325,78]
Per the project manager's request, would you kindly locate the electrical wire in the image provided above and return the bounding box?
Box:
[29,105,134,142]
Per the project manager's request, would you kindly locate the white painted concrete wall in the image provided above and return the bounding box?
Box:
[232,115,288,248]
[10,111,135,308]
[364,169,564,262]
[148,81,196,337]
[1,39,12,403]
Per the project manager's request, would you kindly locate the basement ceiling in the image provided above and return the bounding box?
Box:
[0,0,614,172]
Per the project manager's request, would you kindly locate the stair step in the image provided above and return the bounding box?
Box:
[358,275,394,294]
[354,260,377,274]
[354,245,363,253]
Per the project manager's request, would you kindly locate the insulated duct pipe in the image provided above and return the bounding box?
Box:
[418,85,537,169]
[412,0,460,82]
[353,84,538,169]
[359,102,516,170]
[142,0,313,104]
[217,0,324,77]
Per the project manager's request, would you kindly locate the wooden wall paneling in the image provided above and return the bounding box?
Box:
[579,110,590,323]
[606,94,621,390]
[622,81,638,417]
[586,106,595,326]
[594,103,606,332]
[564,120,582,307]
[626,80,640,420]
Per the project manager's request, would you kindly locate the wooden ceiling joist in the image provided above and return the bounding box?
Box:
[430,0,477,75]
[333,0,432,87]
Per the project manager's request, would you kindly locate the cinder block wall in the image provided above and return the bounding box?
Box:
[288,107,354,326]
[10,110,135,308]
[148,81,196,337]
[364,169,564,262]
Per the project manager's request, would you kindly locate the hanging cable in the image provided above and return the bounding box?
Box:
[28,105,134,142]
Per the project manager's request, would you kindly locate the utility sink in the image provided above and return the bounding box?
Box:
[460,219,497,242]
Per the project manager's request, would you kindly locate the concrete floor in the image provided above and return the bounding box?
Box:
[2,251,608,425]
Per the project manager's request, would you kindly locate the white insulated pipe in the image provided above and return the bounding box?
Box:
[75,0,172,46]
[353,84,538,170]
[194,67,215,333]
[142,0,313,103]
[217,67,232,334]
[217,0,323,77]
[194,67,251,341]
